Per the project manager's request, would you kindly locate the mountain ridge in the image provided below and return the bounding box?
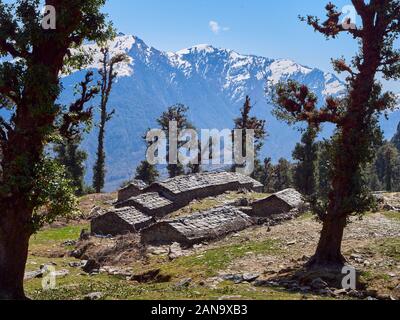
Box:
[59,35,398,191]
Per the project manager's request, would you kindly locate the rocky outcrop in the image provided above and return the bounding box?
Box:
[141,206,253,246]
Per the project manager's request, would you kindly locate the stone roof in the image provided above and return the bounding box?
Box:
[273,188,304,208]
[91,207,155,235]
[121,179,148,191]
[226,172,264,190]
[142,206,253,245]
[254,188,304,208]
[151,172,261,195]
[116,192,176,217]
[110,207,153,225]
[128,192,174,210]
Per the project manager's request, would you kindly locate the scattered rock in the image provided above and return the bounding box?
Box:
[168,242,184,260]
[69,261,86,268]
[392,284,400,300]
[175,278,192,288]
[242,273,260,282]
[253,279,280,287]
[218,295,242,300]
[79,229,91,241]
[53,269,69,277]
[62,240,77,247]
[84,292,103,300]
[147,246,168,256]
[310,278,328,290]
[129,269,171,284]
[222,274,244,284]
[82,259,100,274]
[333,288,348,296]
[24,269,44,280]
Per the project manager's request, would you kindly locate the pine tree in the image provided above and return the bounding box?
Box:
[135,160,159,185]
[292,127,318,196]
[273,158,293,191]
[375,142,400,191]
[272,1,400,268]
[157,104,194,178]
[391,122,400,151]
[233,96,266,171]
[93,47,129,193]
[54,136,88,196]
[256,157,275,193]
[0,1,111,299]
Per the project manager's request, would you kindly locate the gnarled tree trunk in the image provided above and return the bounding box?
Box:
[0,207,32,300]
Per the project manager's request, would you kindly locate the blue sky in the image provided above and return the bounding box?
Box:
[103,0,398,91]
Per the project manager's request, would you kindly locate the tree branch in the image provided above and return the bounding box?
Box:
[59,71,99,139]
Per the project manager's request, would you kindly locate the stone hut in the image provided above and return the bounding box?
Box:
[250,188,304,217]
[115,192,175,218]
[117,180,148,203]
[146,172,262,206]
[141,206,253,246]
[91,207,155,236]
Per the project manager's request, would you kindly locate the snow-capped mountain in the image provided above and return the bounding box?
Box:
[59,34,398,191]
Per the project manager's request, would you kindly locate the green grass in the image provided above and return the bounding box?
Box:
[374,238,400,262]
[383,211,400,222]
[162,239,282,279]
[25,226,289,300]
[30,224,89,246]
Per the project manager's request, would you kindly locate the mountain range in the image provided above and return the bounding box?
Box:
[59,34,399,191]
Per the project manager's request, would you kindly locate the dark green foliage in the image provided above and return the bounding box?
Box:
[157,104,194,178]
[54,137,87,196]
[271,1,400,266]
[374,142,400,191]
[292,127,318,196]
[233,96,266,171]
[252,157,275,193]
[273,158,294,191]
[135,160,159,185]
[391,122,400,151]
[0,0,112,298]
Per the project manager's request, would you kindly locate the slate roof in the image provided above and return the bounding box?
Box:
[142,206,253,244]
[107,207,153,226]
[129,192,174,210]
[152,172,261,195]
[253,188,304,209]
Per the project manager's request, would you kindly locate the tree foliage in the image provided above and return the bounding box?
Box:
[271,0,400,267]
[0,0,112,299]
[292,127,318,196]
[157,104,194,178]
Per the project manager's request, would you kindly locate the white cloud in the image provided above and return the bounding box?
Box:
[209,21,230,34]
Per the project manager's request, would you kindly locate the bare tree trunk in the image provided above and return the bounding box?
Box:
[0,207,31,300]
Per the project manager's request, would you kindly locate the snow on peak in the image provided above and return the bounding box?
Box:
[268,59,313,85]
[177,44,216,55]
[323,72,345,96]
[69,35,138,77]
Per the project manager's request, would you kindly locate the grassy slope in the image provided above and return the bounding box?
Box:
[24,192,400,300]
